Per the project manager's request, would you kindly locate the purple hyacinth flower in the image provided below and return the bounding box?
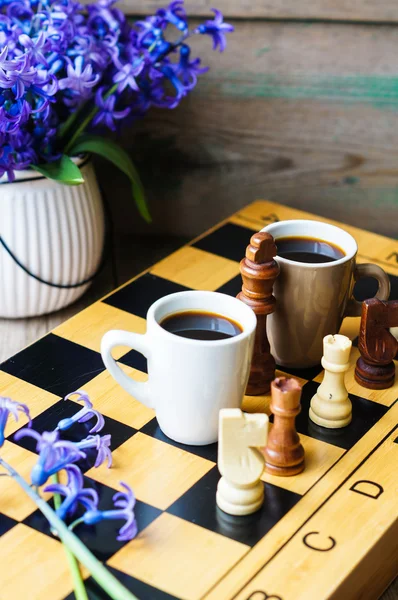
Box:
[156,0,187,32]
[14,429,86,486]
[195,9,234,52]
[0,46,9,68]
[59,56,100,96]
[0,397,31,447]
[92,88,130,131]
[19,32,49,66]
[76,433,112,468]
[44,464,99,521]
[135,16,163,47]
[0,55,37,98]
[0,148,16,181]
[68,35,109,68]
[113,58,144,92]
[10,130,37,168]
[157,64,187,109]
[57,390,105,434]
[83,482,137,541]
[175,44,208,90]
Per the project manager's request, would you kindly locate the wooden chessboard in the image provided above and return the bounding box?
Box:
[0,200,397,600]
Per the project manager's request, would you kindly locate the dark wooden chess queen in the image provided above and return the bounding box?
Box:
[237,232,279,395]
[355,298,398,389]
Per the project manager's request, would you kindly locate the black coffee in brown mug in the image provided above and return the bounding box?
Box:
[276,236,345,264]
[160,310,243,341]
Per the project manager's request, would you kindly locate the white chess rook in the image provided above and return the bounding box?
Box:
[216,409,268,516]
[310,334,352,429]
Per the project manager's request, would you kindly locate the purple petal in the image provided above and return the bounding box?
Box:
[14,428,41,443]
[65,390,92,409]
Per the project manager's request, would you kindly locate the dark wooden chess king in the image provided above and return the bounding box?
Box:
[237,232,279,395]
[355,298,398,389]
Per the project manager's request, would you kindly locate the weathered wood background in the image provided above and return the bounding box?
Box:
[96,1,398,239]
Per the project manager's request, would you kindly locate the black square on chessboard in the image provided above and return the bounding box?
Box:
[354,272,397,301]
[216,274,242,297]
[193,223,255,263]
[140,418,217,462]
[293,381,389,450]
[167,466,301,547]
[103,273,191,319]
[0,333,105,398]
[118,349,147,373]
[24,477,161,562]
[278,362,324,382]
[63,566,181,600]
[10,399,136,471]
[0,513,18,537]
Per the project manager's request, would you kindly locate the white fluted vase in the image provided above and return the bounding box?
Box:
[0,158,105,318]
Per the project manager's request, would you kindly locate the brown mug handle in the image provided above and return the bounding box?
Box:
[345,263,391,317]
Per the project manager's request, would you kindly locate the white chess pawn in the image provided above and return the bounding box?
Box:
[309,334,352,429]
[216,409,268,516]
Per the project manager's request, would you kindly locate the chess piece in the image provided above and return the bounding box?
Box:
[237,232,280,395]
[217,408,268,516]
[355,298,398,389]
[309,334,352,429]
[264,377,305,476]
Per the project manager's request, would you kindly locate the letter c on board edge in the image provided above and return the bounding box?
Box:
[350,480,384,499]
[303,531,336,552]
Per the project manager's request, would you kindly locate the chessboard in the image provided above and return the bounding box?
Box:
[0,200,397,600]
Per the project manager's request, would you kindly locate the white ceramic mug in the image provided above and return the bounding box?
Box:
[261,220,391,368]
[101,291,257,445]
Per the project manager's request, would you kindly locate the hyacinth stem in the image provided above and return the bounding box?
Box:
[0,458,138,600]
[51,473,89,600]
[64,83,118,154]
[58,103,88,140]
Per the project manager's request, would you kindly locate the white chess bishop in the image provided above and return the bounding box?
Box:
[216,409,268,516]
[309,334,352,429]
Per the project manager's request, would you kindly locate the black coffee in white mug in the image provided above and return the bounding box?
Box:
[160,310,242,341]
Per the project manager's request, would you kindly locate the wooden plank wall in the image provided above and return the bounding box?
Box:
[97,2,398,239]
[115,1,398,21]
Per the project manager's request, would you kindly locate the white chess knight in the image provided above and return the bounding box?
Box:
[217,409,268,516]
[309,334,352,429]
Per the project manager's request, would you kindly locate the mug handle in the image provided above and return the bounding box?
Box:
[101,330,154,409]
[345,263,391,317]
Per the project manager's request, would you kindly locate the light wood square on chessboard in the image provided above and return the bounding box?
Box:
[151,246,241,291]
[0,442,51,520]
[68,366,154,430]
[261,433,345,495]
[314,346,398,407]
[108,512,249,600]
[0,524,81,600]
[53,301,147,360]
[86,432,215,510]
[0,372,58,438]
[339,316,360,342]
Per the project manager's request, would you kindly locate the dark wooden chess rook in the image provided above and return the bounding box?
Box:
[264,377,305,477]
[355,298,398,389]
[237,232,279,395]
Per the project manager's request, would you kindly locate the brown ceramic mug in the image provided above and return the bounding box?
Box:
[261,220,391,369]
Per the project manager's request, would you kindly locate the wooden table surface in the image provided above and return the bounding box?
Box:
[0,232,396,600]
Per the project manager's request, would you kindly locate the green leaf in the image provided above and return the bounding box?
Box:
[31,155,84,185]
[69,134,151,223]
